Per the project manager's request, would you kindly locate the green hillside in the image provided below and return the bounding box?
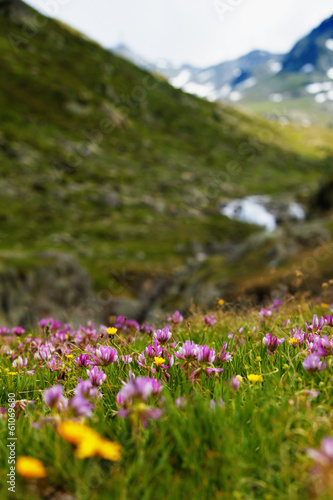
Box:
[0,2,332,321]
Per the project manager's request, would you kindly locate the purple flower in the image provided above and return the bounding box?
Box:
[153,327,172,345]
[263,334,285,353]
[196,345,216,364]
[228,374,240,391]
[145,341,163,359]
[302,354,327,374]
[324,315,333,327]
[210,398,224,409]
[12,356,27,370]
[117,376,161,406]
[90,345,118,366]
[174,341,199,361]
[43,385,68,411]
[272,300,282,311]
[204,314,216,326]
[305,314,324,334]
[167,311,184,324]
[46,357,62,372]
[34,344,53,361]
[38,318,51,329]
[259,309,272,320]
[120,354,133,364]
[70,395,94,417]
[307,437,333,467]
[215,342,233,364]
[0,327,10,336]
[87,366,106,386]
[141,324,155,335]
[75,379,100,400]
[12,327,25,336]
[75,353,91,367]
[0,407,7,418]
[289,328,305,348]
[116,375,163,427]
[313,335,333,357]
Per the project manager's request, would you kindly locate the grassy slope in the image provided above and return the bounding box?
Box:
[0,3,332,296]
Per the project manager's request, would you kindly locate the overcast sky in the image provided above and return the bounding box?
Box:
[25,0,333,67]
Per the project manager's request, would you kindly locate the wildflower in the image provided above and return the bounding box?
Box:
[305,314,324,334]
[76,436,122,461]
[288,329,305,348]
[303,354,327,374]
[12,327,25,336]
[90,345,118,366]
[204,314,216,326]
[247,374,263,382]
[120,354,133,364]
[43,385,68,412]
[145,341,163,359]
[75,379,100,400]
[153,327,172,345]
[215,342,233,364]
[70,395,94,417]
[324,315,333,326]
[272,300,282,311]
[259,309,272,320]
[263,334,285,353]
[34,345,53,361]
[218,299,224,306]
[141,324,155,335]
[75,353,91,367]
[307,437,333,467]
[87,366,107,386]
[57,420,95,445]
[0,327,10,336]
[196,345,216,364]
[65,354,74,359]
[46,357,62,372]
[167,311,184,324]
[107,327,117,336]
[16,457,47,479]
[12,356,27,370]
[116,375,163,427]
[154,356,165,368]
[174,341,199,361]
[228,374,241,391]
[57,420,121,461]
[314,335,333,357]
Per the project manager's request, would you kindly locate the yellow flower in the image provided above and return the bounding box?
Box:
[57,421,121,462]
[154,356,165,368]
[65,355,74,359]
[247,374,263,383]
[218,299,224,306]
[76,436,121,461]
[98,440,122,461]
[289,337,298,346]
[236,375,243,383]
[8,372,17,375]
[16,457,47,479]
[107,327,117,336]
[57,420,98,445]
[321,303,329,309]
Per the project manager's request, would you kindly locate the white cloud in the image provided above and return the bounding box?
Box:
[25,0,333,66]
